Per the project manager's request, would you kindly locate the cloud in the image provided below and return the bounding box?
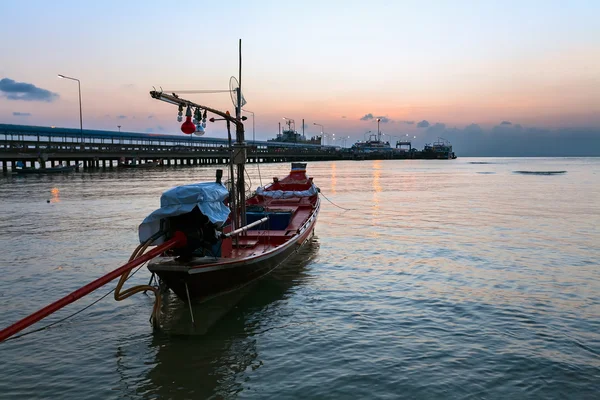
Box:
[464,123,484,134]
[147,115,154,119]
[341,116,347,119]
[400,120,415,125]
[12,112,31,116]
[117,115,127,119]
[361,113,392,123]
[417,120,430,128]
[0,78,59,102]
[408,122,600,157]
[427,123,446,134]
[493,121,523,135]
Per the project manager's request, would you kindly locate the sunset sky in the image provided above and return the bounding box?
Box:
[1,0,599,154]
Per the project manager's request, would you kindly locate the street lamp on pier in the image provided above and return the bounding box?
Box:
[58,74,83,145]
[313,123,324,145]
[342,135,350,148]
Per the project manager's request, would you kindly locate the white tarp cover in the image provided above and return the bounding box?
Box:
[256,183,317,199]
[139,182,230,244]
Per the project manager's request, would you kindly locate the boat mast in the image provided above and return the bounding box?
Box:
[234,39,247,227]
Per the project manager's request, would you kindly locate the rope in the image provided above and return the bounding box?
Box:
[114,235,164,328]
[4,263,147,342]
[319,191,355,211]
[319,191,417,220]
[256,161,263,187]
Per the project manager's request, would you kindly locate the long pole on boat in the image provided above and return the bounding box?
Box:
[236,38,247,227]
[226,119,237,230]
[0,233,187,342]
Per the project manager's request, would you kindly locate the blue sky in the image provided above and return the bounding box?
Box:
[0,0,599,154]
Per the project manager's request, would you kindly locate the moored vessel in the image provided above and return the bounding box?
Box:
[142,162,319,302]
[351,118,394,158]
[0,39,320,341]
[422,138,456,159]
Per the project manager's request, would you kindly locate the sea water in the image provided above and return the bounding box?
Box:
[0,158,599,399]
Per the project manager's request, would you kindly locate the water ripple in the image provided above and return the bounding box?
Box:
[1,158,599,399]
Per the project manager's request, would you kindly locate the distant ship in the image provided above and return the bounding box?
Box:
[269,119,321,145]
[351,132,394,154]
[351,121,396,159]
[269,130,321,145]
[421,138,457,159]
[350,135,457,160]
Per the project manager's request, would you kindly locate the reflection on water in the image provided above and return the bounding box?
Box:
[330,162,336,195]
[372,160,382,215]
[138,239,319,399]
[50,187,60,203]
[1,159,599,399]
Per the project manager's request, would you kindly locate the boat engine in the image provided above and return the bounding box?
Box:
[164,207,221,257]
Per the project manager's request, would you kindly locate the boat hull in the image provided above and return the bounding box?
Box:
[149,203,319,302]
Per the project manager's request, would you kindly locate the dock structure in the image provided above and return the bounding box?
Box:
[0,124,343,174]
[395,140,412,151]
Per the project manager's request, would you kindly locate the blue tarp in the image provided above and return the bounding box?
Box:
[139,182,230,244]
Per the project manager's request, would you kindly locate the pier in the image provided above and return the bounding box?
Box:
[0,124,343,173]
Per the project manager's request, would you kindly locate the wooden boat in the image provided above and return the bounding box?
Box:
[142,162,319,301]
[14,165,76,174]
[0,40,319,341]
